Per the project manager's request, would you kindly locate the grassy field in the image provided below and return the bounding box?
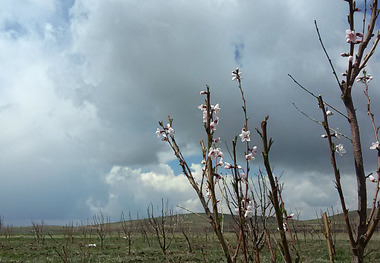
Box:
[1,214,380,262]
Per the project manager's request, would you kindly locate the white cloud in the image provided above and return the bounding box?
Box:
[85,163,204,219]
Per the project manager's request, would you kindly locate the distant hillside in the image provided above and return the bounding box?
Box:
[3,209,379,235]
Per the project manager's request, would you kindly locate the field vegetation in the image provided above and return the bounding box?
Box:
[0,212,379,262]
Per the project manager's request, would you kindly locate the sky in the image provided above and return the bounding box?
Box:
[0,0,380,226]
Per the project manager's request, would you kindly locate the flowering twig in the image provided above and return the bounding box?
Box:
[317,95,356,249]
[157,111,232,262]
[292,102,351,142]
[358,71,380,230]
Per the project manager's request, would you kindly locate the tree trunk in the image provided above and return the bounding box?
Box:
[351,245,364,263]
[342,93,367,263]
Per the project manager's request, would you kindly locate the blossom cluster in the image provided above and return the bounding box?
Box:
[232,67,241,81]
[155,123,174,141]
[235,199,254,218]
[198,99,220,131]
[356,73,373,84]
[345,29,363,44]
[319,105,347,157]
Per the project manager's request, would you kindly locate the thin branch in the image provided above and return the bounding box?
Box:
[176,205,210,222]
[314,20,342,89]
[362,0,367,36]
[288,74,348,120]
[359,32,380,71]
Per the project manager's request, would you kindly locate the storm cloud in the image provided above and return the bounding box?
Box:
[0,0,379,226]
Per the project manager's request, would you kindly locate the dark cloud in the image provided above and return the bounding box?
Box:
[0,0,379,225]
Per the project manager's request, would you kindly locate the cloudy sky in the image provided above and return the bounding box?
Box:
[0,0,379,226]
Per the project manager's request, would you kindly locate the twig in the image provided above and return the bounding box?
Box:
[314,20,342,88]
[288,74,348,120]
[176,205,210,222]
[293,103,352,142]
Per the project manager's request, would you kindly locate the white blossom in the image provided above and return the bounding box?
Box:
[335,144,346,156]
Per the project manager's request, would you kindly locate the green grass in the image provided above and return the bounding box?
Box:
[1,233,380,262]
[0,214,379,262]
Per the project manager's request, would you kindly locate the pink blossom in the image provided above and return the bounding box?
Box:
[211,103,220,115]
[287,213,295,219]
[202,110,207,123]
[155,128,162,138]
[198,104,206,111]
[210,121,218,131]
[370,141,380,150]
[224,162,233,169]
[160,123,174,136]
[161,133,168,141]
[246,153,254,162]
[368,175,378,183]
[232,67,241,81]
[213,137,221,144]
[244,207,253,218]
[346,29,358,43]
[348,56,353,62]
[277,223,287,232]
[208,147,223,159]
[239,128,251,142]
[356,74,373,83]
[326,110,334,116]
[200,90,207,95]
[167,127,174,136]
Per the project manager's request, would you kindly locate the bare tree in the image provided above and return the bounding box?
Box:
[120,211,134,255]
[92,211,110,249]
[79,219,90,243]
[177,214,193,253]
[31,220,45,246]
[136,212,151,247]
[48,232,71,263]
[247,171,275,263]
[147,199,177,258]
[63,221,75,245]
[4,225,13,242]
